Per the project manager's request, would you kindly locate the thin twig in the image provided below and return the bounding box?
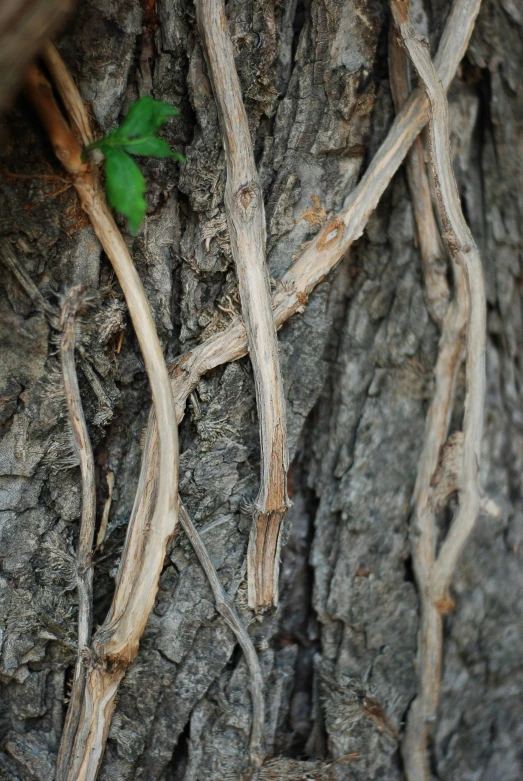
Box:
[56,285,97,781]
[178,503,265,773]
[388,4,463,777]
[196,0,289,610]
[390,2,486,778]
[391,0,487,610]
[388,6,450,324]
[24,64,180,781]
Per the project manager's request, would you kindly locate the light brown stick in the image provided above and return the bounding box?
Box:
[388,9,450,324]
[391,2,486,778]
[388,5,464,777]
[179,504,265,772]
[56,285,97,781]
[24,64,180,781]
[399,269,467,780]
[195,0,289,610]
[391,0,487,610]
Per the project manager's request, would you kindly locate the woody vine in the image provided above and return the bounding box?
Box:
[2,1,493,780]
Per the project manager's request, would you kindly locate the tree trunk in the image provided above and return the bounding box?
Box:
[0,1,522,780]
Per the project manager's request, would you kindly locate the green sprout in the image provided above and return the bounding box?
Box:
[84,96,185,235]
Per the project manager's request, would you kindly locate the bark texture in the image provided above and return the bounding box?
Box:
[0,1,522,780]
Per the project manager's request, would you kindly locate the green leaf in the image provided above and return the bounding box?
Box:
[121,136,185,160]
[115,96,179,139]
[104,147,146,235]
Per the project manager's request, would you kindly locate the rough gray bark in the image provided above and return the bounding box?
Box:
[0,1,522,780]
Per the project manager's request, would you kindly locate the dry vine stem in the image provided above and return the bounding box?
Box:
[57,286,97,781]
[196,0,289,610]
[134,0,482,606]
[390,2,486,779]
[179,503,265,772]
[27,1,480,775]
[32,46,265,780]
[391,0,487,609]
[24,63,180,781]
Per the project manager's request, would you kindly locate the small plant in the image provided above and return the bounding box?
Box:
[84,96,185,235]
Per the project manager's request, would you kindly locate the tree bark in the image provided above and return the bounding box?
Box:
[0,1,522,780]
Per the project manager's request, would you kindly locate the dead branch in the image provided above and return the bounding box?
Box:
[24,64,180,781]
[388,7,449,324]
[391,0,487,610]
[391,2,486,778]
[195,0,289,610]
[179,503,265,773]
[56,285,96,781]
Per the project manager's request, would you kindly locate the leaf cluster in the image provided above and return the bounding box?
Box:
[85,96,185,234]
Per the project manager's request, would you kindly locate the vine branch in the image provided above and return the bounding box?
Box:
[196,0,289,610]
[391,0,487,610]
[390,1,486,778]
[24,62,180,781]
[130,4,483,606]
[56,285,97,781]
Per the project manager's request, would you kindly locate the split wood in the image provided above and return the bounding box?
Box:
[196,0,290,610]
[57,286,97,781]
[24,1,482,776]
[24,59,180,781]
[391,1,487,780]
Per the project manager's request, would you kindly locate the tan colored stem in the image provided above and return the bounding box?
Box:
[195,0,289,610]
[41,42,93,146]
[24,64,179,781]
[391,0,487,610]
[56,286,97,781]
[388,12,449,324]
[391,2,486,777]
[401,281,467,781]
